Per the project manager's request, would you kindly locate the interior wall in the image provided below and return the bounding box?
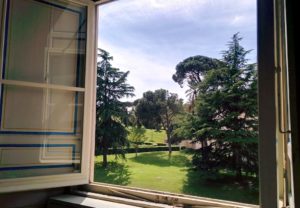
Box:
[0,188,67,208]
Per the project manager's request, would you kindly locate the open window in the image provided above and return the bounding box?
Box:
[87,0,296,207]
[90,0,260,207]
[0,0,298,208]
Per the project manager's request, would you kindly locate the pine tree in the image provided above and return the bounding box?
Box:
[189,33,258,177]
[96,49,134,168]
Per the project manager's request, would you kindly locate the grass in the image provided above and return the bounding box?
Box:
[144,129,166,144]
[94,151,259,204]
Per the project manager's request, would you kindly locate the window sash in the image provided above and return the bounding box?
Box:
[0,0,96,193]
[0,79,85,92]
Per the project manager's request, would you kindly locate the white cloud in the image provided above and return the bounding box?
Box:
[99,0,210,23]
[97,0,257,102]
[99,42,188,102]
[231,15,245,25]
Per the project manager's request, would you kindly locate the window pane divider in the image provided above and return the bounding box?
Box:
[0,79,85,92]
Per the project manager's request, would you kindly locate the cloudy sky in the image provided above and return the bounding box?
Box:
[97,0,257,102]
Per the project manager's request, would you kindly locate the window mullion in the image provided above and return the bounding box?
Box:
[0,79,85,92]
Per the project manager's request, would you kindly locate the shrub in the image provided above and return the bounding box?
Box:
[103,146,185,155]
[143,142,154,145]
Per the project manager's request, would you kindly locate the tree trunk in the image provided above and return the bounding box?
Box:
[102,147,108,168]
[236,168,242,179]
[95,142,101,155]
[168,141,172,157]
[135,145,138,157]
[201,140,204,148]
[234,147,242,179]
[167,132,172,156]
[204,139,208,147]
[201,139,207,160]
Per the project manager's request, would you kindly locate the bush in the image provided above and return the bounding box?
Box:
[143,142,154,145]
[104,146,185,155]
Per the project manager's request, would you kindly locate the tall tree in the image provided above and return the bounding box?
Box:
[135,89,183,155]
[96,49,134,168]
[172,56,223,113]
[179,33,258,177]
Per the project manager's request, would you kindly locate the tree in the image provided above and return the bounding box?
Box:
[96,49,134,168]
[135,89,183,155]
[132,92,162,130]
[172,55,223,112]
[178,33,258,177]
[128,126,147,157]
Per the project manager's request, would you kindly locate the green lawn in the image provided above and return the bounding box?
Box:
[144,129,166,143]
[94,151,258,204]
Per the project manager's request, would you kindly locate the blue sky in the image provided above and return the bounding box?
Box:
[98,0,257,102]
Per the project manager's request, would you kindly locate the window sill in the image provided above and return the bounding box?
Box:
[77,183,259,208]
[49,194,154,208]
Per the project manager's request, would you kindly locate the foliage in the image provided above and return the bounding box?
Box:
[133,91,162,130]
[172,55,223,112]
[96,48,134,167]
[128,126,147,156]
[134,89,183,155]
[176,33,258,177]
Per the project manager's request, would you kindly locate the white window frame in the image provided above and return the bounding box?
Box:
[84,0,296,207]
[83,0,279,208]
[0,0,97,193]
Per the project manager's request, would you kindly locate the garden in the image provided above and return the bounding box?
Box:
[95,34,259,205]
[94,151,258,204]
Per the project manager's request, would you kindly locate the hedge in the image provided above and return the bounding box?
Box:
[104,146,185,155]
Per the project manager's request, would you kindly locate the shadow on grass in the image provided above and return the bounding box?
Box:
[182,168,259,205]
[94,161,131,185]
[130,151,190,167]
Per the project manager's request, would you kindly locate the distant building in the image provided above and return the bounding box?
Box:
[179,140,202,150]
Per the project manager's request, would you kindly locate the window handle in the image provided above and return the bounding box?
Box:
[276,65,291,134]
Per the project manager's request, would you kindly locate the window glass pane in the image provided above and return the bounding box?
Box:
[0,138,81,179]
[2,85,44,131]
[2,0,86,87]
[0,85,84,134]
[0,85,84,179]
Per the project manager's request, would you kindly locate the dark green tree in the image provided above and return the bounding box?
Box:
[96,49,134,168]
[178,33,258,177]
[133,91,162,130]
[135,89,183,155]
